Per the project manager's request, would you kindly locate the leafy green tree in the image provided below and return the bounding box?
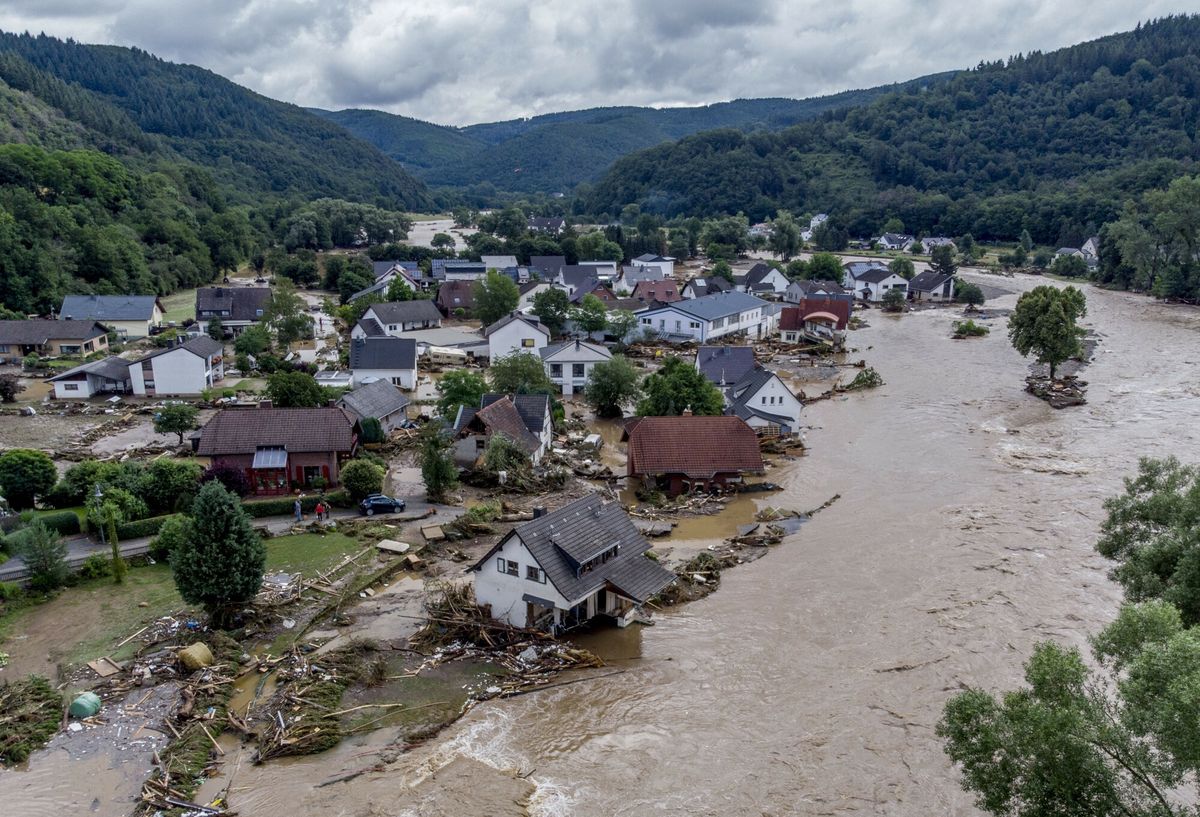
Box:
[531,287,571,336]
[959,233,978,260]
[0,449,57,509]
[636,357,724,416]
[437,369,488,419]
[385,277,414,301]
[341,459,384,500]
[711,259,735,282]
[233,324,271,357]
[575,231,626,262]
[266,370,326,407]
[881,217,905,234]
[1007,285,1086,380]
[171,481,265,627]
[20,522,68,592]
[930,244,958,277]
[585,355,641,418]
[154,403,199,445]
[0,373,25,403]
[769,211,802,259]
[571,293,609,335]
[337,262,374,304]
[431,233,455,250]
[489,352,553,395]
[804,252,843,281]
[266,278,314,346]
[206,317,224,340]
[482,434,530,474]
[888,257,915,280]
[140,458,202,513]
[150,514,192,562]
[881,288,907,312]
[473,269,521,326]
[606,309,640,346]
[956,281,986,307]
[1019,228,1034,253]
[419,423,458,502]
[1052,254,1089,278]
[451,208,475,228]
[358,417,384,444]
[812,222,848,252]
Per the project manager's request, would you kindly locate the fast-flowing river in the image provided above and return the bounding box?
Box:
[8,274,1199,816]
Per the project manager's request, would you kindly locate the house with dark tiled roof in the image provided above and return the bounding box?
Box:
[338,379,411,434]
[632,279,680,304]
[614,265,664,295]
[623,415,765,496]
[0,319,110,362]
[528,255,566,280]
[195,287,272,333]
[195,405,357,495]
[779,301,851,344]
[431,259,487,281]
[485,312,549,363]
[527,216,565,235]
[348,336,418,388]
[47,357,132,399]
[877,233,914,251]
[908,270,956,302]
[351,262,422,301]
[632,253,675,278]
[452,393,553,466]
[469,494,675,630]
[920,236,956,254]
[724,367,803,436]
[636,291,770,342]
[435,280,475,317]
[353,300,443,339]
[842,263,907,303]
[60,295,164,339]
[696,345,757,387]
[680,276,734,300]
[555,265,601,296]
[568,277,615,305]
[784,279,851,304]
[733,263,789,298]
[129,335,224,395]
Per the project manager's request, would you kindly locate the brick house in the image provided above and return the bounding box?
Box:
[195,405,357,495]
[624,415,765,496]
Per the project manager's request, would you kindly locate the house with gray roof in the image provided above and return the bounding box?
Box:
[431,259,487,281]
[909,270,956,302]
[47,356,132,399]
[485,311,549,363]
[784,279,851,304]
[129,335,224,396]
[527,216,565,235]
[636,291,770,342]
[724,367,803,436]
[60,295,164,339]
[696,345,757,387]
[878,233,915,251]
[348,336,418,389]
[0,319,110,361]
[452,392,553,467]
[541,339,612,396]
[614,264,665,295]
[338,379,411,434]
[847,267,908,303]
[195,287,272,333]
[353,300,443,339]
[469,494,675,630]
[681,276,734,300]
[733,263,789,298]
[528,255,566,280]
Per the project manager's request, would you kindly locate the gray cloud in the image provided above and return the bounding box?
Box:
[0,0,1195,125]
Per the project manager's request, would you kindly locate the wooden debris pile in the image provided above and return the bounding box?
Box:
[410,582,551,650]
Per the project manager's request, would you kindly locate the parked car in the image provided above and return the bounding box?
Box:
[359,494,406,516]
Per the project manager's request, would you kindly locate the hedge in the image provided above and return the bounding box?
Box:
[35,511,81,536]
[242,490,352,519]
[115,514,180,540]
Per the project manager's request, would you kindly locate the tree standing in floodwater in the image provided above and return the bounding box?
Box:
[1007,285,1086,380]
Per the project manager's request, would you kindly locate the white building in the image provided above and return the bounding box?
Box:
[878,233,915,251]
[637,291,770,343]
[541,340,612,396]
[129,336,224,396]
[484,312,550,364]
[59,295,164,339]
[734,263,790,298]
[725,368,803,436]
[47,357,132,399]
[354,300,443,339]
[843,263,908,303]
[631,254,675,279]
[348,336,418,389]
[469,495,675,631]
[908,271,956,302]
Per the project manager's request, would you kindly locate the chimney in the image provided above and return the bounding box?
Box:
[533,506,546,519]
[259,399,273,409]
[682,408,693,417]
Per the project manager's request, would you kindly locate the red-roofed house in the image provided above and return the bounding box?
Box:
[623,415,765,496]
[632,279,680,304]
[780,300,851,343]
[195,405,358,495]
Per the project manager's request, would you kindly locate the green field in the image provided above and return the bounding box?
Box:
[160,289,196,324]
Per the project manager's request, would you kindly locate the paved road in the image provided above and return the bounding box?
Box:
[0,499,452,584]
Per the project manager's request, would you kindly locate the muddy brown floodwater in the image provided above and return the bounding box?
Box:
[7,274,1200,816]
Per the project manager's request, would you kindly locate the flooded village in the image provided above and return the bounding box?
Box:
[2,216,1185,817]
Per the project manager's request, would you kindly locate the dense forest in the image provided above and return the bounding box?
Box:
[585,16,1200,245]
[0,32,431,209]
[315,77,950,195]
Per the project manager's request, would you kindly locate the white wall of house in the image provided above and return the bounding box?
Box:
[913,279,956,302]
[474,536,571,627]
[52,375,100,399]
[352,367,416,389]
[635,259,674,278]
[638,305,766,342]
[737,374,803,432]
[488,322,547,364]
[736,268,789,296]
[130,348,218,396]
[518,283,551,310]
[852,274,909,302]
[544,345,611,396]
[360,305,441,336]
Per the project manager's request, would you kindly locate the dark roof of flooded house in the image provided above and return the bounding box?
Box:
[349,336,417,370]
[855,268,901,284]
[436,280,475,313]
[730,402,794,427]
[788,279,846,295]
[197,407,355,455]
[557,265,598,292]
[338,379,411,421]
[625,416,764,479]
[481,255,520,270]
[734,263,777,287]
[367,300,443,326]
[634,253,671,263]
[540,339,612,361]
[46,356,132,382]
[569,277,604,303]
[519,281,548,295]
[195,287,272,322]
[529,256,566,277]
[356,318,386,337]
[484,312,549,338]
[481,393,549,436]
[622,265,664,286]
[431,259,486,279]
[909,270,956,293]
[60,295,162,322]
[471,494,675,604]
[465,396,540,453]
[696,345,758,386]
[134,335,223,362]
[372,260,419,280]
[633,280,680,303]
[684,276,734,296]
[643,291,766,322]
[0,319,108,345]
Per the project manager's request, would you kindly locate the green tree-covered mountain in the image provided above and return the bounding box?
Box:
[315,80,950,194]
[0,32,431,209]
[586,16,1200,244]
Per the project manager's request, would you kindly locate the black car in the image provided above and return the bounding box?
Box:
[359,494,406,516]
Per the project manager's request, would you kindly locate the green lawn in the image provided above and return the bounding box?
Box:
[265,532,363,575]
[160,289,196,324]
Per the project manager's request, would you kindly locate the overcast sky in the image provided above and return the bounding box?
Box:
[1,1,1196,126]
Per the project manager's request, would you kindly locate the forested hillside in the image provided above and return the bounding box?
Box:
[318,79,950,194]
[586,16,1200,244]
[0,32,431,209]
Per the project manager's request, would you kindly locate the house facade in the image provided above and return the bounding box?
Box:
[631,254,675,278]
[195,287,272,333]
[469,495,675,631]
[129,336,224,396]
[614,265,664,295]
[435,281,475,317]
[47,357,132,399]
[195,405,358,495]
[0,320,109,361]
[637,291,769,342]
[784,279,852,304]
[734,263,790,298]
[485,312,550,364]
[844,267,908,302]
[541,340,612,396]
[908,271,956,302]
[59,295,164,339]
[354,301,443,338]
[452,393,554,466]
[680,276,733,300]
[726,368,803,436]
[779,301,851,343]
[878,233,915,251]
[338,379,411,434]
[348,336,418,389]
[624,415,766,496]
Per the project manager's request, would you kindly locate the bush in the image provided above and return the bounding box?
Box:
[242,490,351,518]
[359,417,384,444]
[35,511,81,536]
[844,368,885,391]
[952,319,990,338]
[0,581,22,602]
[76,553,112,581]
[20,522,68,592]
[201,463,252,497]
[115,514,180,541]
[341,459,385,500]
[149,515,192,562]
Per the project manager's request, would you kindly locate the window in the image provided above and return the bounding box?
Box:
[526,565,545,583]
[497,558,519,577]
[60,345,81,355]
[641,318,651,325]
[389,325,397,331]
[550,363,562,377]
[64,383,79,391]
[255,309,264,317]
[572,363,585,378]
[391,377,405,386]
[522,338,535,347]
[690,321,700,329]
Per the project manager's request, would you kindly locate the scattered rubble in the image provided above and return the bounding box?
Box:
[1025,375,1087,408]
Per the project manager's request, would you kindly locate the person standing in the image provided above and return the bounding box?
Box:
[294,497,302,522]
[315,500,325,523]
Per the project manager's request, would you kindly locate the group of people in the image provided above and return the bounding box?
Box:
[293,496,332,523]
